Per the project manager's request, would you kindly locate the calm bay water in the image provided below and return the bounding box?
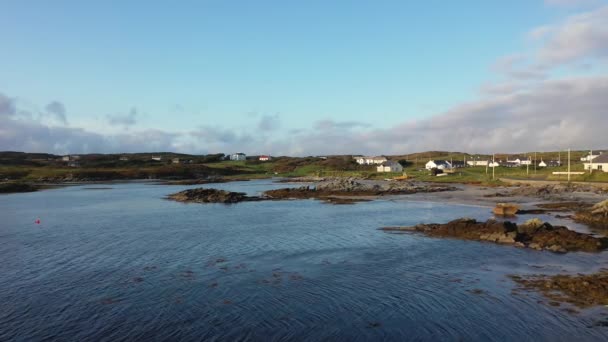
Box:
[1,180,607,341]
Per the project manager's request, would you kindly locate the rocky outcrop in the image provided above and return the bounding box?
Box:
[574,199,608,229]
[167,188,262,204]
[264,178,456,200]
[508,184,607,199]
[510,271,608,308]
[0,182,39,193]
[380,218,608,253]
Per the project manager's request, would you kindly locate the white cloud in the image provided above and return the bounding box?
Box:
[1,76,606,155]
[257,113,281,132]
[45,101,68,125]
[107,107,138,127]
[534,5,608,66]
[0,93,16,117]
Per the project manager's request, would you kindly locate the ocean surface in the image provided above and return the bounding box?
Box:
[1,180,607,341]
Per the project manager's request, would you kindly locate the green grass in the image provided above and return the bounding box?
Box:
[3,154,607,185]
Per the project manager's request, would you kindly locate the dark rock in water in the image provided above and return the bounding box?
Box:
[380,218,608,253]
[510,271,608,308]
[167,188,262,204]
[0,182,39,193]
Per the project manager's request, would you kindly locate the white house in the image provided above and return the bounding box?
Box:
[61,155,80,162]
[259,155,271,161]
[119,156,129,161]
[172,158,180,164]
[489,161,500,167]
[538,160,547,167]
[466,160,489,166]
[507,156,531,165]
[230,153,246,161]
[581,152,602,162]
[377,161,403,173]
[354,156,387,165]
[584,153,608,172]
[425,160,452,170]
[151,156,162,161]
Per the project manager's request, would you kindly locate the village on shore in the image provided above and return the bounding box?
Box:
[2,149,608,189]
[17,151,608,174]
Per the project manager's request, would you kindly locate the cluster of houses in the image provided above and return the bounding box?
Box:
[58,155,81,168]
[55,150,608,174]
[353,154,569,174]
[228,153,272,161]
[424,156,566,171]
[148,153,273,163]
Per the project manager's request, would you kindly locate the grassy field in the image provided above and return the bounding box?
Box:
[2,150,606,185]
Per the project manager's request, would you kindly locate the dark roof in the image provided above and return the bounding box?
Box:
[590,153,608,163]
[432,160,450,165]
[381,161,400,166]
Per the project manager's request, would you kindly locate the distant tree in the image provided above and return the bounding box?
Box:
[398,159,413,168]
[202,153,225,163]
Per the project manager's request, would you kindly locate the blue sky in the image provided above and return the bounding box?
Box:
[1,0,607,155]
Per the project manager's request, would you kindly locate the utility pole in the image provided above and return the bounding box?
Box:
[534,152,537,174]
[485,155,488,175]
[492,154,495,180]
[590,149,593,174]
[568,149,570,184]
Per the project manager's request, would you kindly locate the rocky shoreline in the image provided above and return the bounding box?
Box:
[380,218,608,253]
[264,178,457,202]
[488,183,608,201]
[166,179,458,205]
[510,271,608,309]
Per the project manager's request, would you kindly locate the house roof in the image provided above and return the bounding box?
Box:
[508,156,529,161]
[381,161,400,166]
[430,160,450,165]
[589,153,608,163]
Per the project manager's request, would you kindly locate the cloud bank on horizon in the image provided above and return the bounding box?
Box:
[1,4,607,156]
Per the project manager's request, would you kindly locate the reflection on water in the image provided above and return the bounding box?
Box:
[1,180,607,341]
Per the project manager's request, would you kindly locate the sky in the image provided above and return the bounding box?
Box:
[1,0,607,156]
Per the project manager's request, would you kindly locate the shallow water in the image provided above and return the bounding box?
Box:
[1,180,607,341]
